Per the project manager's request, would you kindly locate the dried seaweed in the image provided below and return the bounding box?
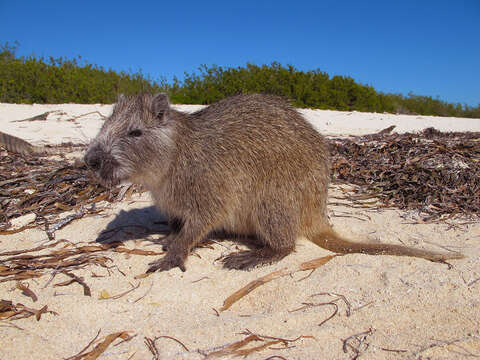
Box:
[54,271,92,296]
[144,336,161,360]
[0,146,144,231]
[412,336,480,358]
[0,240,163,284]
[66,330,134,360]
[331,129,480,220]
[289,292,351,327]
[1,127,478,234]
[144,335,189,359]
[0,299,57,321]
[290,301,339,327]
[203,334,276,358]
[342,328,374,360]
[15,281,38,302]
[220,255,337,311]
[2,128,478,232]
[46,210,86,240]
[199,329,315,358]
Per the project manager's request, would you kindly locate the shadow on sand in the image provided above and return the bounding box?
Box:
[95,206,169,244]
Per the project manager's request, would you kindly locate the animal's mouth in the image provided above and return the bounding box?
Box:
[91,171,122,188]
[84,149,126,188]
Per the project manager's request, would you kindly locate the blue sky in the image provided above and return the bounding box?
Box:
[1,0,479,106]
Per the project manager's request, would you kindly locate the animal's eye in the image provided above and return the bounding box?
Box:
[128,129,143,137]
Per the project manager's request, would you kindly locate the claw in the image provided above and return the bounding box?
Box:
[147,253,186,273]
[222,251,259,270]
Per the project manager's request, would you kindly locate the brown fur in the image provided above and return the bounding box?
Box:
[84,93,463,272]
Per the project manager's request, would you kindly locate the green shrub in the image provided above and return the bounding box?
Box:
[0,42,166,104]
[0,43,478,118]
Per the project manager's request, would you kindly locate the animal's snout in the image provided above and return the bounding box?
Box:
[85,154,101,171]
[84,146,103,171]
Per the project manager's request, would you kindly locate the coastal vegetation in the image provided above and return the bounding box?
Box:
[1,43,478,118]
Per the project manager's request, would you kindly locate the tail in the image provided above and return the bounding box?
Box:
[310,227,464,262]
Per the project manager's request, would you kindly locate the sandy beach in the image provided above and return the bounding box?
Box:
[1,103,479,359]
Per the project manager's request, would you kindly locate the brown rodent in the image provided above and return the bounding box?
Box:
[84,93,463,272]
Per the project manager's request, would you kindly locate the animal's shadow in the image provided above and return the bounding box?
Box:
[95,206,169,244]
[95,205,262,252]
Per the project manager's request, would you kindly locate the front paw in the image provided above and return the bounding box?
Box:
[147,252,186,273]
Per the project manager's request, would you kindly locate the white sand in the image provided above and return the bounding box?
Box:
[1,103,479,145]
[1,103,479,359]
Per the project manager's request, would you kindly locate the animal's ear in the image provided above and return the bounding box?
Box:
[117,94,126,104]
[111,94,126,118]
[152,93,170,123]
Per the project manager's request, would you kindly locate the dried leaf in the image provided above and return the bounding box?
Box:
[0,299,57,321]
[54,272,91,296]
[68,331,133,360]
[221,269,288,311]
[98,283,139,300]
[203,330,315,358]
[221,255,337,311]
[82,332,132,360]
[16,282,38,302]
[206,335,263,358]
[98,290,110,300]
[297,254,338,271]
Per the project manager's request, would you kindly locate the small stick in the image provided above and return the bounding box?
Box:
[133,282,154,303]
[42,268,60,289]
[114,333,137,347]
[311,292,352,316]
[380,347,408,353]
[468,277,480,287]
[154,335,190,352]
[352,301,374,312]
[289,301,339,326]
[342,328,374,359]
[100,282,140,300]
[144,337,160,360]
[296,269,315,282]
[317,302,339,327]
[0,321,24,330]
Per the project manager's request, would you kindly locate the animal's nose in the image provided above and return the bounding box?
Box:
[84,150,102,171]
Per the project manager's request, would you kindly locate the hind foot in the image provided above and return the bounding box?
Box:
[222,251,262,270]
[222,248,290,270]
